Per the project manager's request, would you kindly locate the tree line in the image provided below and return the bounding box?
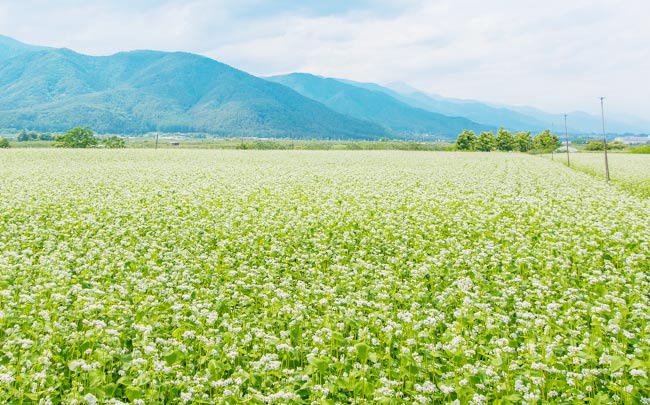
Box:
[455,128,561,152]
[17,130,54,141]
[0,127,126,148]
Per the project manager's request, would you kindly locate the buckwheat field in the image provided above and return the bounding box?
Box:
[1,150,649,404]
[567,153,650,199]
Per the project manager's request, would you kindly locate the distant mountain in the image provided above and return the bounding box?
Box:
[334,78,646,135]
[338,79,555,133]
[358,80,647,135]
[266,73,492,138]
[504,105,647,135]
[2,35,644,138]
[0,35,49,61]
[0,38,388,139]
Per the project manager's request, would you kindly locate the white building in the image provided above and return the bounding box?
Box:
[614,136,650,145]
[554,146,579,153]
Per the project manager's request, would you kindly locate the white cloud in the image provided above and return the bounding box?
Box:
[0,0,648,118]
[203,0,650,117]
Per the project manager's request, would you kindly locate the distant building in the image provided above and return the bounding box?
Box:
[554,146,579,153]
[614,136,650,145]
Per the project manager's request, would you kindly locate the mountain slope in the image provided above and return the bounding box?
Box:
[346,79,647,135]
[338,79,551,132]
[266,73,492,138]
[0,35,49,61]
[504,104,647,135]
[0,43,389,139]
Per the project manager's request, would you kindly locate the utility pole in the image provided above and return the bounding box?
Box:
[155,115,160,150]
[600,97,610,182]
[564,114,570,167]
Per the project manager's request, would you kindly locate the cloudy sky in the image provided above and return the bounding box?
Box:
[1,0,648,118]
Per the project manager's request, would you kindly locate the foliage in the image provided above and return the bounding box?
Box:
[101,135,127,149]
[584,140,626,151]
[0,137,9,148]
[1,150,650,403]
[532,129,561,152]
[234,139,451,151]
[54,127,98,148]
[495,127,514,151]
[455,129,476,151]
[608,140,627,150]
[476,131,497,151]
[630,145,650,154]
[514,131,532,152]
[583,141,605,151]
[17,129,38,142]
[16,130,54,142]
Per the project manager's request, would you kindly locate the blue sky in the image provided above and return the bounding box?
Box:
[0,0,648,119]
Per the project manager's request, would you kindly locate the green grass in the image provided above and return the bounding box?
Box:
[1,150,649,403]
[630,145,650,154]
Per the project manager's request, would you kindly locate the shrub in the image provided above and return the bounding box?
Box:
[101,136,127,149]
[54,127,98,148]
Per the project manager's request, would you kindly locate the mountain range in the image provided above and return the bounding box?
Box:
[0,34,646,139]
[0,36,388,139]
[332,79,649,135]
[266,73,493,137]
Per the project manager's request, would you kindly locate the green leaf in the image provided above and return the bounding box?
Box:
[290,325,301,344]
[93,350,110,364]
[102,383,117,397]
[355,343,369,362]
[609,356,627,371]
[312,358,329,373]
[591,392,611,404]
[504,394,521,403]
[407,364,420,375]
[87,369,104,388]
[116,375,131,386]
[208,359,221,378]
[164,350,184,365]
[125,386,142,401]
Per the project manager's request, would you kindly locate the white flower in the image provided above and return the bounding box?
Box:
[83,393,98,405]
[0,372,15,385]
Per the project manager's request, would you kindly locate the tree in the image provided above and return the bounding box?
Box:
[608,141,626,150]
[585,140,626,151]
[514,131,532,152]
[38,133,54,141]
[496,128,515,151]
[17,130,39,141]
[101,136,126,148]
[584,140,604,151]
[0,138,9,148]
[55,127,98,148]
[17,130,30,142]
[476,131,497,152]
[455,130,477,151]
[533,130,561,152]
